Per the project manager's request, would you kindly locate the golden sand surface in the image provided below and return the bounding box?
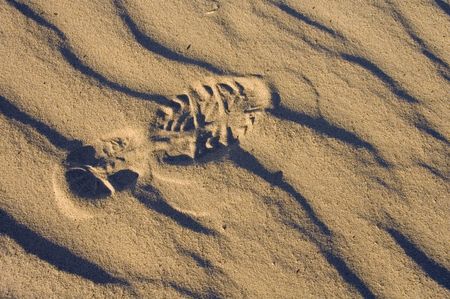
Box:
[0,0,449,298]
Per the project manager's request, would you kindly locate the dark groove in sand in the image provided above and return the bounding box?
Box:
[340,54,420,104]
[182,250,215,270]
[0,94,80,150]
[274,206,375,298]
[5,0,65,39]
[416,120,450,145]
[229,147,376,298]
[273,2,345,40]
[419,163,448,181]
[59,47,172,106]
[263,7,421,106]
[322,250,376,298]
[0,208,125,284]
[132,185,217,236]
[168,281,222,299]
[270,104,390,168]
[434,0,450,17]
[391,6,450,82]
[113,0,229,75]
[387,228,450,290]
[229,147,331,236]
[6,0,172,107]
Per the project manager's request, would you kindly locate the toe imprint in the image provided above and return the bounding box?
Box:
[64,130,144,199]
[66,166,115,199]
[151,76,274,159]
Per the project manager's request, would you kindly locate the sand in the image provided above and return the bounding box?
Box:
[0,0,449,298]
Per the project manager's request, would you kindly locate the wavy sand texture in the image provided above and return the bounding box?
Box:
[0,0,449,298]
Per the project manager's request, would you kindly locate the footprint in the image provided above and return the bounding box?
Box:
[151,76,274,160]
[52,165,95,220]
[65,166,116,199]
[64,129,146,199]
